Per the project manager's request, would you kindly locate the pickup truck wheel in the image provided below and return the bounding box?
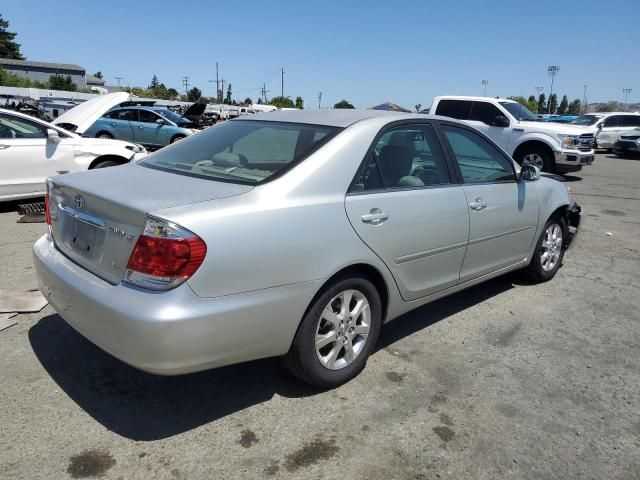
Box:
[284,276,382,388]
[525,216,566,282]
[516,147,553,173]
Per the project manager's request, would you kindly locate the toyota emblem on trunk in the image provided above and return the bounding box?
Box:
[74,194,85,210]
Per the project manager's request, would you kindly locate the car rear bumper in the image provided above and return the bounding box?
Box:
[33,234,320,375]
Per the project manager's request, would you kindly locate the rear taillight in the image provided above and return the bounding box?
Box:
[124,217,207,291]
[45,192,51,225]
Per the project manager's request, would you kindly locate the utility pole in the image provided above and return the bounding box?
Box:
[216,62,220,103]
[481,80,488,96]
[317,91,322,110]
[115,76,123,88]
[623,88,632,110]
[547,65,560,114]
[220,78,226,103]
[182,76,190,97]
[281,67,285,98]
[261,83,270,103]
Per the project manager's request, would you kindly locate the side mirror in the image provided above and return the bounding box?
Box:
[155,119,166,125]
[492,115,510,128]
[47,129,61,143]
[520,164,540,181]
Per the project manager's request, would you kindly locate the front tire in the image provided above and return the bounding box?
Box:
[92,160,119,169]
[170,135,186,144]
[284,276,382,388]
[96,132,113,139]
[525,216,566,282]
[515,146,554,173]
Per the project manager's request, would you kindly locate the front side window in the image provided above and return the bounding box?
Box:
[141,120,340,184]
[471,102,508,126]
[435,100,472,120]
[0,114,47,139]
[353,124,450,191]
[442,125,515,183]
[499,102,537,121]
[138,109,161,124]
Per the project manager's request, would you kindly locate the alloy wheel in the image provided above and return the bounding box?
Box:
[522,153,545,169]
[541,223,563,271]
[315,289,371,370]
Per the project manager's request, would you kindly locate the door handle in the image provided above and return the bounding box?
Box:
[111,122,117,126]
[361,209,389,225]
[138,126,144,129]
[0,144,9,150]
[469,198,487,211]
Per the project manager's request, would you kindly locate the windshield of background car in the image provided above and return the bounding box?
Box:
[499,102,537,121]
[569,115,603,126]
[154,109,191,125]
[140,120,341,184]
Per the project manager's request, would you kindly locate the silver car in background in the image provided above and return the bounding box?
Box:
[33,110,581,388]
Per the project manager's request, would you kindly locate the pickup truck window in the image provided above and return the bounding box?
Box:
[435,100,472,120]
[470,102,506,126]
[499,102,537,121]
[442,125,515,183]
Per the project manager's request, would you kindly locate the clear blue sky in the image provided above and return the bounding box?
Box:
[3,0,639,108]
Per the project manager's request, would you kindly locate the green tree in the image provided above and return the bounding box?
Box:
[49,74,77,91]
[334,99,355,109]
[295,96,304,109]
[0,67,44,87]
[557,95,569,115]
[150,74,160,89]
[547,93,558,114]
[225,83,232,104]
[0,15,24,60]
[508,96,537,113]
[269,96,295,108]
[93,71,103,79]
[243,97,252,105]
[166,88,179,99]
[187,87,202,102]
[568,99,581,115]
[527,96,537,113]
[415,103,422,112]
[537,93,546,114]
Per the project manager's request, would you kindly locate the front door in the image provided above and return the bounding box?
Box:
[467,101,512,151]
[0,113,74,198]
[439,123,539,282]
[345,123,469,301]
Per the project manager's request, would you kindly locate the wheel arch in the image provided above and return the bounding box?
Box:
[512,139,555,165]
[88,154,130,169]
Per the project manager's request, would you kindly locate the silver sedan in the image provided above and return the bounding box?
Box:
[33,110,581,387]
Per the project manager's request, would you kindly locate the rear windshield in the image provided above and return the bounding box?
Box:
[140,120,341,184]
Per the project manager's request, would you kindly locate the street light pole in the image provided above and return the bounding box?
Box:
[547,65,560,114]
[623,88,632,110]
[481,80,488,96]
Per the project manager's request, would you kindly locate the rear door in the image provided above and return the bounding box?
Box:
[0,113,74,198]
[439,123,539,282]
[345,122,469,301]
[102,109,135,141]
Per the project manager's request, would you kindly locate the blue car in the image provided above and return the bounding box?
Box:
[84,106,195,149]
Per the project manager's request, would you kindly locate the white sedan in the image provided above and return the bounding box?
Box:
[0,107,146,202]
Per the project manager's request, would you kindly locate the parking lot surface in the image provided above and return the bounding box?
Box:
[1,153,639,480]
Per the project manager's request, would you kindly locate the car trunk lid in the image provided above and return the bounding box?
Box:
[48,164,252,284]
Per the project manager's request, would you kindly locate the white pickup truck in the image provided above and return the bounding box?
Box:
[430,96,595,174]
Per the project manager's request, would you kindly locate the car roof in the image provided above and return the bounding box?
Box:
[434,95,516,104]
[234,109,443,128]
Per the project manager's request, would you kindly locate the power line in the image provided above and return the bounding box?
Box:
[281,67,285,98]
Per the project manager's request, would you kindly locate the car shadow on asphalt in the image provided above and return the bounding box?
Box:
[28,276,516,441]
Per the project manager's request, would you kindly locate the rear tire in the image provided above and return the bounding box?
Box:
[92,160,119,169]
[170,135,186,144]
[283,275,382,388]
[525,216,567,282]
[96,132,113,139]
[515,146,554,173]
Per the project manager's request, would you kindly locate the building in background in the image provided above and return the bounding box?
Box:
[0,58,87,89]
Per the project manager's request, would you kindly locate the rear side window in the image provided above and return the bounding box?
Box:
[619,115,640,127]
[105,109,136,121]
[352,124,450,191]
[603,116,619,127]
[141,120,340,184]
[442,125,515,183]
[469,102,505,125]
[435,100,472,120]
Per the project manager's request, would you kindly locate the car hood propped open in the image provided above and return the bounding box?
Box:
[52,92,130,134]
